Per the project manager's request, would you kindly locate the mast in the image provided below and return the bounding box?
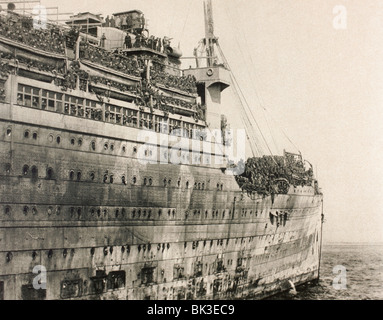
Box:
[204,0,215,67]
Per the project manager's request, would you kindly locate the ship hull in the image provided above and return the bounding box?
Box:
[0,76,323,300]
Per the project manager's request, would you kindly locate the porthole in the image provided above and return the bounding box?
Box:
[23,165,29,176]
[6,252,13,263]
[48,134,53,142]
[46,168,53,179]
[31,166,38,179]
[4,206,11,215]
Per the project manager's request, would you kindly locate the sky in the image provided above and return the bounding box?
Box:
[30,0,383,243]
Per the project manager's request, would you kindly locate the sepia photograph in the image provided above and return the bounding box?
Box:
[0,0,382,305]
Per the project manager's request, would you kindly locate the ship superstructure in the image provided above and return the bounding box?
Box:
[0,1,323,300]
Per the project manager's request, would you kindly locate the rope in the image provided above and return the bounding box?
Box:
[178,0,193,42]
[220,2,276,162]
[226,2,301,156]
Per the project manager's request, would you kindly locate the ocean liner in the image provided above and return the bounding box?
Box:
[0,0,323,300]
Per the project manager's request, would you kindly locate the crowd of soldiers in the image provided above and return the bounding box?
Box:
[0,59,11,78]
[150,61,197,94]
[0,14,65,55]
[89,76,139,94]
[0,58,11,101]
[17,56,65,75]
[103,13,146,31]
[235,155,314,196]
[79,40,143,77]
[124,33,172,54]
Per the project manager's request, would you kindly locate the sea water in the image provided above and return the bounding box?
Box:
[269,243,383,300]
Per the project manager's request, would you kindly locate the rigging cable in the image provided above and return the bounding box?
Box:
[231,2,301,154]
[178,0,193,43]
[220,2,277,162]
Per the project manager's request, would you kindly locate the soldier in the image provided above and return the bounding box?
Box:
[134,34,141,48]
[121,14,127,29]
[141,14,146,30]
[115,15,121,29]
[100,33,106,48]
[124,34,132,49]
[104,15,110,27]
[110,16,116,28]
[126,15,132,30]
